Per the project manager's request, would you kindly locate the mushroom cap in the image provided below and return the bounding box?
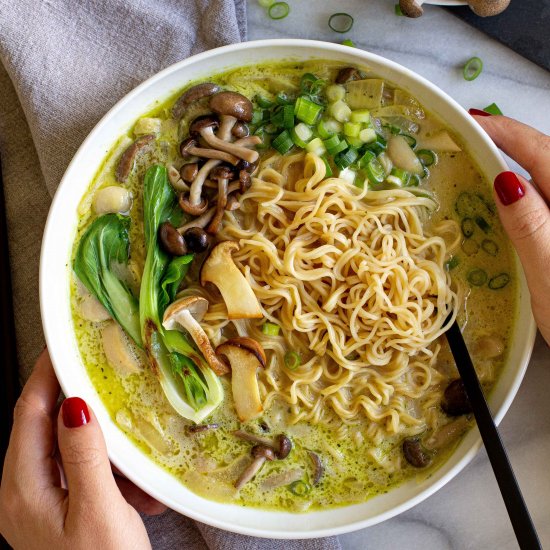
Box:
[189,115,219,137]
[335,67,362,84]
[210,91,253,122]
[467,0,509,16]
[238,170,252,193]
[252,445,276,461]
[163,296,209,328]
[159,221,188,256]
[210,164,235,181]
[399,0,424,17]
[179,194,209,216]
[172,82,221,119]
[232,121,250,138]
[276,434,292,459]
[217,336,267,367]
[180,137,199,158]
[180,163,199,183]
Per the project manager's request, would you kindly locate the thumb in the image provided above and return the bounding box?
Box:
[58,397,121,512]
[494,171,550,340]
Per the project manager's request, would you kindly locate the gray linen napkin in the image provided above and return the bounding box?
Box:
[0,0,341,548]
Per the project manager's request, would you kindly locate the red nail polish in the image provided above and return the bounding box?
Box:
[62,397,90,428]
[494,171,525,205]
[468,108,491,117]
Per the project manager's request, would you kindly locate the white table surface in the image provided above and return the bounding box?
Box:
[247,1,550,548]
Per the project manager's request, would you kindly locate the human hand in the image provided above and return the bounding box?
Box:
[0,350,155,549]
[470,110,550,345]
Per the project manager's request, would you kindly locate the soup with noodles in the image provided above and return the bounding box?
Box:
[71,61,516,511]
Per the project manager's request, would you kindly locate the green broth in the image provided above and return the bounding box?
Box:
[71,60,517,511]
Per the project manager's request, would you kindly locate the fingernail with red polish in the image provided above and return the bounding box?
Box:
[62,397,90,428]
[494,171,525,205]
[468,108,491,117]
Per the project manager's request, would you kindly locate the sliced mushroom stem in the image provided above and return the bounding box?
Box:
[199,127,259,164]
[233,430,273,448]
[189,159,220,206]
[177,207,216,234]
[206,177,229,235]
[183,141,239,165]
[235,457,266,490]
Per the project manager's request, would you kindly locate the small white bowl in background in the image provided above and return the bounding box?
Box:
[40,39,535,539]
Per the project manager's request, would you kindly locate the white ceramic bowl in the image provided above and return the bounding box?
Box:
[40,39,536,539]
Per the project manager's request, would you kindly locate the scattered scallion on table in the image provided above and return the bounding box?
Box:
[328,12,354,33]
[258,0,275,7]
[268,1,290,19]
[394,3,404,15]
[342,39,356,47]
[463,56,483,81]
[483,102,503,115]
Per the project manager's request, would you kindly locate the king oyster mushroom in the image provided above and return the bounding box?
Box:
[101,321,143,376]
[200,241,262,319]
[94,186,133,215]
[115,134,155,182]
[216,337,266,422]
[162,296,229,376]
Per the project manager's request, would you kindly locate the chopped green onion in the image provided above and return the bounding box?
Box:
[345,136,363,148]
[292,122,313,146]
[282,104,295,129]
[251,109,264,126]
[359,128,377,143]
[344,122,361,137]
[268,1,290,19]
[365,134,387,155]
[321,156,333,177]
[322,134,341,150]
[409,174,420,187]
[445,256,460,270]
[365,159,385,185]
[306,137,327,156]
[461,217,475,238]
[326,139,348,156]
[317,118,342,139]
[338,168,357,185]
[400,133,417,148]
[256,96,274,109]
[467,268,487,287]
[270,108,284,128]
[328,12,354,33]
[334,147,359,170]
[262,322,281,336]
[326,84,346,102]
[272,130,294,154]
[300,73,325,98]
[276,92,293,105]
[357,150,376,169]
[288,480,311,496]
[329,100,352,122]
[474,216,491,234]
[483,102,503,115]
[387,167,410,187]
[463,56,483,81]
[461,239,480,256]
[284,350,302,370]
[258,0,275,6]
[377,152,392,175]
[350,109,372,124]
[481,239,499,256]
[295,96,323,125]
[416,149,437,166]
[488,273,510,290]
[395,3,404,15]
[342,39,356,47]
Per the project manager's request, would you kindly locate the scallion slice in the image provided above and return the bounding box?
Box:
[326,139,348,156]
[328,12,354,33]
[357,150,376,169]
[301,73,325,97]
[416,149,437,166]
[445,256,460,270]
[483,102,503,115]
[481,239,499,256]
[461,217,475,238]
[268,1,290,19]
[262,322,281,336]
[282,104,295,129]
[342,39,356,47]
[359,128,376,143]
[295,96,323,125]
[258,0,274,6]
[272,130,294,154]
[395,4,404,15]
[284,350,302,370]
[344,122,361,137]
[400,133,417,148]
[321,156,333,178]
[463,56,483,81]
[306,137,327,156]
[288,480,311,496]
[488,273,510,290]
[329,100,351,122]
[317,119,341,139]
[325,84,346,102]
[350,109,371,124]
[334,147,359,170]
[256,95,274,109]
[365,133,387,155]
[467,268,488,287]
[365,159,385,185]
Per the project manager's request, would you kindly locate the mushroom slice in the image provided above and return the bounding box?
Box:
[101,321,143,376]
[216,337,266,422]
[307,451,324,485]
[94,186,133,215]
[200,242,262,319]
[162,296,229,376]
[78,293,110,322]
[115,134,155,182]
[172,82,221,119]
[190,115,259,164]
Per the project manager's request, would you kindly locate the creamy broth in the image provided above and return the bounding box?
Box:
[71,61,516,511]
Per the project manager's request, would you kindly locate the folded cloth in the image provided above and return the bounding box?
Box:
[0,1,341,548]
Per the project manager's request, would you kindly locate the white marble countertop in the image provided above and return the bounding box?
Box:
[247,2,550,548]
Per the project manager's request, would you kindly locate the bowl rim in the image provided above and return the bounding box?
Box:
[40,38,536,539]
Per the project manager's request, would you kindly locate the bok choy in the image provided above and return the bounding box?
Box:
[74,213,142,346]
[140,165,223,423]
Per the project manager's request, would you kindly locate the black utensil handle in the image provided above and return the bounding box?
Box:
[446,321,541,550]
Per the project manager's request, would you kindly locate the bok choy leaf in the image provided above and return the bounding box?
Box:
[73,213,142,346]
[139,165,223,422]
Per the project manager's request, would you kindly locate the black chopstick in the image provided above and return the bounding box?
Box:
[445,319,541,550]
[0,153,21,464]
